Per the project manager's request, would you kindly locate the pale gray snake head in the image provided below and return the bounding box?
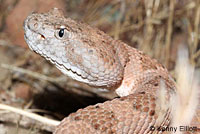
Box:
[24,8,124,88]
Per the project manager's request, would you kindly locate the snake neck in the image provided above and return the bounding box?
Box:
[113,44,176,97]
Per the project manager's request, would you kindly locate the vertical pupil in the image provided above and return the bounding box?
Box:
[59,29,64,37]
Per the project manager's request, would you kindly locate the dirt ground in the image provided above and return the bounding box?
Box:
[0,0,199,134]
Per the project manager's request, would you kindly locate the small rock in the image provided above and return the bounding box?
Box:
[13,83,32,101]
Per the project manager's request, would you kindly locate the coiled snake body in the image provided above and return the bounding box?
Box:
[24,8,199,134]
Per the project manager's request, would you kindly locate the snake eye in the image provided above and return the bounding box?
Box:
[55,28,69,39]
[58,28,64,37]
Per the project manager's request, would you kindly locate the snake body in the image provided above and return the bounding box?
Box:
[24,8,199,134]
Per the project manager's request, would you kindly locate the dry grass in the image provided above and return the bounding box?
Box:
[68,0,200,70]
[172,47,199,134]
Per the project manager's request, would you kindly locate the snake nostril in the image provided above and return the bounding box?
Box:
[33,22,38,28]
[27,17,40,30]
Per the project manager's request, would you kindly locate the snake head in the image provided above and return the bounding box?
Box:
[24,8,125,87]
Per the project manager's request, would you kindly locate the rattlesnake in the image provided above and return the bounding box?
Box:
[23,8,199,134]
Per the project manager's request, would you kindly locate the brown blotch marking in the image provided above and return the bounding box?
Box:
[135,104,142,110]
[149,110,155,116]
[143,107,149,112]
[94,123,100,129]
[111,114,114,118]
[154,83,158,86]
[101,126,107,131]
[140,91,145,94]
[151,97,156,101]
[74,116,81,121]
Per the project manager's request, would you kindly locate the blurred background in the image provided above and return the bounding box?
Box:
[0,0,199,133]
